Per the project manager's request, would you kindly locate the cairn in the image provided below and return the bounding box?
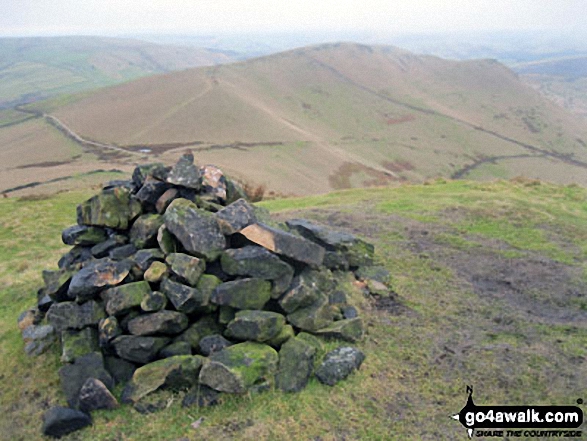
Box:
[18,154,392,438]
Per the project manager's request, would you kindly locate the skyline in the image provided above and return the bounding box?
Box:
[1,0,585,38]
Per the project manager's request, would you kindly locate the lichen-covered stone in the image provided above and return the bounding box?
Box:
[121,355,205,404]
[79,378,119,413]
[68,259,132,302]
[296,332,324,353]
[129,249,165,273]
[221,246,294,297]
[166,153,202,190]
[174,316,223,349]
[225,310,285,342]
[98,316,121,347]
[199,342,278,394]
[239,223,325,267]
[276,337,316,392]
[132,162,169,188]
[266,324,295,348]
[104,281,151,316]
[58,245,94,271]
[215,199,257,235]
[160,278,209,313]
[127,310,189,336]
[135,176,171,208]
[315,346,365,386]
[46,301,105,332]
[159,341,192,358]
[111,335,169,364]
[144,261,168,283]
[58,352,113,408]
[354,265,391,285]
[61,328,99,363]
[62,225,107,246]
[42,407,92,438]
[164,198,226,260]
[286,294,336,332]
[166,253,205,286]
[140,290,168,312]
[211,278,271,310]
[77,187,137,230]
[130,214,164,249]
[225,177,247,205]
[218,305,236,325]
[314,318,364,342]
[286,219,374,266]
[200,164,227,201]
[157,225,178,254]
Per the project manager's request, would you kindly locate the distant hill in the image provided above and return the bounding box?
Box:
[4,42,587,195]
[512,56,587,119]
[0,36,234,108]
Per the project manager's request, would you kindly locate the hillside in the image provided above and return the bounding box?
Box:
[4,43,587,196]
[1,179,586,439]
[513,56,587,119]
[0,36,233,108]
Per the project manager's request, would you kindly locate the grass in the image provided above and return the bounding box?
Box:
[1,179,587,439]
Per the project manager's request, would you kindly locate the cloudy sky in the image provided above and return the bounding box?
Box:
[1,0,583,37]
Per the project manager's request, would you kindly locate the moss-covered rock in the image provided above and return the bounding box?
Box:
[130,214,164,249]
[121,355,205,404]
[127,310,189,336]
[164,198,226,260]
[144,261,168,283]
[211,278,271,310]
[225,310,285,342]
[174,316,223,349]
[68,259,132,302]
[62,225,107,246]
[215,199,257,234]
[104,281,151,316]
[266,324,295,348]
[166,253,206,286]
[286,294,336,332]
[314,318,364,342]
[276,337,316,392]
[77,187,138,230]
[111,335,170,364]
[160,278,209,313]
[140,290,168,312]
[61,328,99,363]
[199,342,278,394]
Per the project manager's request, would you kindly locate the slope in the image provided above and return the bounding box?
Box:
[9,43,587,195]
[1,179,586,439]
[0,36,233,108]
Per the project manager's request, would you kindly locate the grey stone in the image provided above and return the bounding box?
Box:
[166,253,206,286]
[211,278,271,310]
[42,407,92,438]
[78,378,119,413]
[130,214,164,249]
[58,352,113,408]
[313,318,364,342]
[112,335,170,364]
[225,310,285,342]
[215,198,257,234]
[127,310,189,336]
[46,301,105,332]
[22,324,56,356]
[62,225,107,246]
[276,337,316,392]
[160,278,209,313]
[164,198,226,260]
[315,346,365,386]
[68,258,131,302]
[166,153,202,189]
[61,328,99,363]
[198,334,232,356]
[104,281,151,316]
[182,385,221,408]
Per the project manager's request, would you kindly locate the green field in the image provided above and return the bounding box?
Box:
[1,178,586,439]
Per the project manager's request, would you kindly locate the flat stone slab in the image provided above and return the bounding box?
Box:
[286,219,374,267]
[239,223,325,267]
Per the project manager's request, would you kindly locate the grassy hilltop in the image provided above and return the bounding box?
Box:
[1,178,586,439]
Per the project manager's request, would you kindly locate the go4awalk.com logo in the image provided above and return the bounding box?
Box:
[451,386,584,438]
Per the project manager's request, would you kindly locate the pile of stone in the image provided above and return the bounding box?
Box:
[18,154,391,438]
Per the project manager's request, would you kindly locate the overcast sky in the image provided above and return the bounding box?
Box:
[1,0,583,37]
